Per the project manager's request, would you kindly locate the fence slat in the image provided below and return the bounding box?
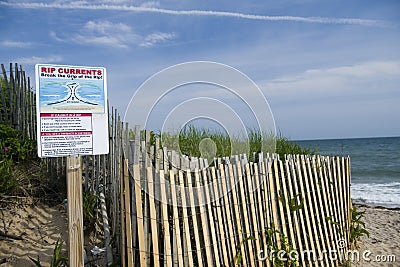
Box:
[120,158,127,267]
[147,166,160,267]
[170,169,185,267]
[316,156,336,267]
[306,156,329,266]
[196,169,214,267]
[286,158,307,265]
[227,163,248,266]
[134,164,147,267]
[295,155,317,266]
[180,170,195,266]
[237,163,255,266]
[219,164,237,265]
[202,168,222,266]
[159,170,173,267]
[188,170,204,267]
[279,160,297,256]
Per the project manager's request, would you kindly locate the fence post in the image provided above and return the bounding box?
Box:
[66,155,84,267]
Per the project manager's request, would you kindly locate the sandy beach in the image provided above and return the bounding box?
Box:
[0,200,106,267]
[352,204,400,267]
[0,201,68,266]
[0,201,399,266]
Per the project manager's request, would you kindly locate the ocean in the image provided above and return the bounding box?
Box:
[297,137,400,208]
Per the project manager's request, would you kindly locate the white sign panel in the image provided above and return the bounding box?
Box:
[36,64,109,157]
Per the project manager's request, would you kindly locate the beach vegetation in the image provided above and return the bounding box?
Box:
[144,125,314,162]
[0,123,38,197]
[83,190,98,231]
[0,124,36,162]
[0,158,15,196]
[263,225,298,266]
[29,239,68,267]
[279,191,305,213]
[349,206,369,247]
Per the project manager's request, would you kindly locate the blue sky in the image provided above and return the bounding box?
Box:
[1,0,399,140]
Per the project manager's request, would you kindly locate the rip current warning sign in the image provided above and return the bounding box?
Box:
[36,64,109,157]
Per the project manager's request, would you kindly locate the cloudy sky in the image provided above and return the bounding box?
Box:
[1,0,399,140]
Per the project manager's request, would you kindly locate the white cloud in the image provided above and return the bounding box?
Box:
[72,20,137,48]
[50,20,175,48]
[0,1,388,27]
[49,31,64,42]
[0,40,33,48]
[264,61,400,95]
[13,55,63,65]
[303,61,400,78]
[140,32,175,47]
[139,1,160,8]
[260,61,400,139]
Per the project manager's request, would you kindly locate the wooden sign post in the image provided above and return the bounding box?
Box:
[67,155,84,266]
[35,64,109,266]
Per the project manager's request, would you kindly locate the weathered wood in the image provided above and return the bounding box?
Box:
[159,170,173,267]
[0,64,9,123]
[279,160,297,258]
[218,164,236,265]
[66,155,84,267]
[286,158,306,263]
[195,169,214,267]
[308,156,330,266]
[134,164,147,267]
[298,155,320,267]
[333,157,347,250]
[316,156,336,267]
[245,163,262,267]
[324,156,341,265]
[169,169,185,267]
[266,158,281,247]
[124,159,134,267]
[210,166,230,266]
[227,163,247,266]
[202,168,221,266]
[258,160,272,267]
[187,170,204,267]
[146,166,160,267]
[236,162,255,266]
[120,157,127,267]
[180,170,195,266]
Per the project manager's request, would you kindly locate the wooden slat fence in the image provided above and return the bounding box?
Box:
[122,131,353,267]
[1,63,36,139]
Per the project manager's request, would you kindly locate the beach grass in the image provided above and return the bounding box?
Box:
[153,125,314,161]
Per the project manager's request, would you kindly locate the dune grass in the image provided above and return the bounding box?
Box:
[154,125,313,161]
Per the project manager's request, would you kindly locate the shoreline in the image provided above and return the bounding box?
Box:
[353,202,400,211]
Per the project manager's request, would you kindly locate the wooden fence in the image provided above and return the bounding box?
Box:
[1,63,36,140]
[1,63,353,266]
[120,126,352,267]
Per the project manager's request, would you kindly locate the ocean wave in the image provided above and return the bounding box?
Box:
[351,182,400,208]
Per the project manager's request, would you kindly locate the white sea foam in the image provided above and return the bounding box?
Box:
[351,182,400,208]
